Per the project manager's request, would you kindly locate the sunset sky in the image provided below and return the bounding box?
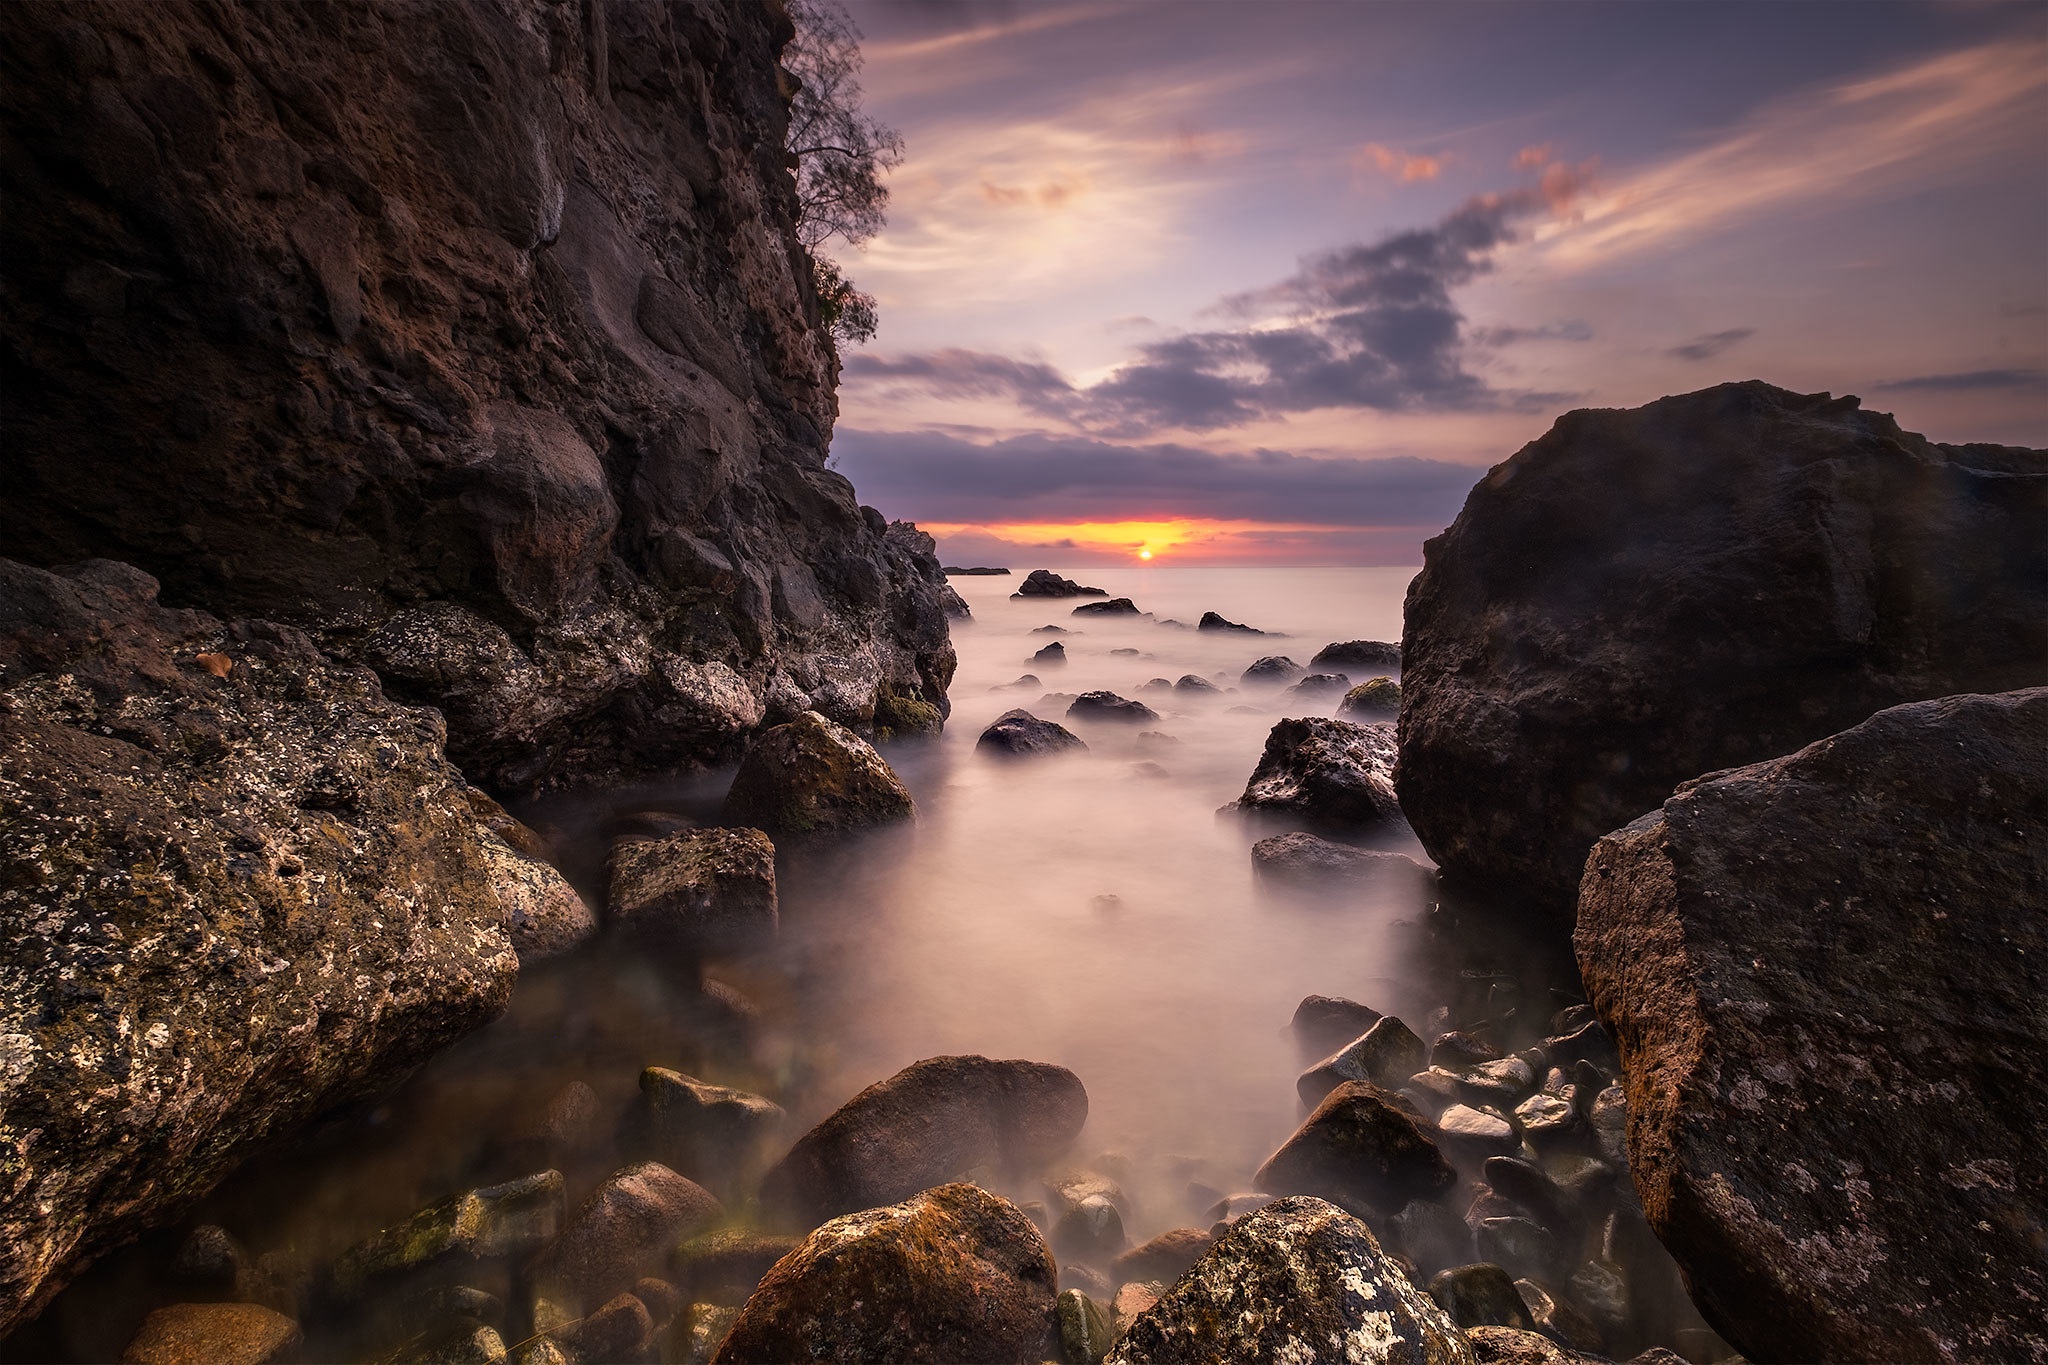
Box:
[824,0,2048,566]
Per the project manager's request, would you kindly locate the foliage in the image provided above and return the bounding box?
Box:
[814,256,878,346]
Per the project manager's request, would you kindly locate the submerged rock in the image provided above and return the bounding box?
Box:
[526,1162,721,1313]
[1255,1081,1457,1216]
[1282,673,1352,705]
[1066,692,1160,724]
[1227,717,1404,837]
[1057,1287,1115,1364]
[672,1229,804,1304]
[1198,612,1265,634]
[1014,569,1109,598]
[720,712,914,840]
[978,709,1089,757]
[1429,1263,1534,1332]
[1107,1196,1474,1365]
[1072,598,1142,616]
[607,828,778,956]
[1111,1229,1213,1286]
[1172,674,1221,693]
[1240,656,1305,686]
[1312,641,1402,673]
[333,1171,565,1300]
[713,1183,1057,1365]
[628,1069,784,1192]
[763,1055,1088,1223]
[1253,832,1433,899]
[118,1302,302,1365]
[1032,641,1069,666]
[1291,996,1386,1060]
[1338,677,1403,720]
[1399,381,2047,918]
[0,560,531,1328]
[1577,687,2048,1363]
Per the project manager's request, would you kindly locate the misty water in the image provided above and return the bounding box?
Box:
[22,564,1668,1360]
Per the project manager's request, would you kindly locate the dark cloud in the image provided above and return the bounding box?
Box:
[843,348,1080,419]
[1873,367,2048,393]
[1667,328,1756,362]
[831,427,1479,528]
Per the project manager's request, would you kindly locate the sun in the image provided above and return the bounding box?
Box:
[1137,549,1153,560]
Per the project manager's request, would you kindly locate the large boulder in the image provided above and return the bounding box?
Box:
[0,2,954,794]
[1577,688,2048,1363]
[978,709,1088,758]
[607,827,778,955]
[1399,382,2046,917]
[1107,1196,1474,1365]
[1013,569,1107,598]
[713,1183,1057,1364]
[1227,718,1404,837]
[0,559,540,1330]
[720,712,914,840]
[763,1055,1088,1223]
[1254,1081,1458,1216]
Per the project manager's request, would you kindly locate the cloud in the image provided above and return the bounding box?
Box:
[1873,367,2048,393]
[1512,144,1554,170]
[830,426,1480,529]
[1470,319,1594,346]
[1667,328,1756,361]
[843,348,1081,419]
[1354,142,1444,183]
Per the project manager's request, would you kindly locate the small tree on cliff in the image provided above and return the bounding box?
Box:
[785,0,901,345]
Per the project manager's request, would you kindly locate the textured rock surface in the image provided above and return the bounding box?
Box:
[978,709,1088,757]
[0,0,955,794]
[0,558,539,1329]
[1255,1081,1457,1216]
[714,1183,1057,1365]
[719,711,914,840]
[118,1301,302,1365]
[1313,641,1402,673]
[1400,381,2046,917]
[607,827,778,954]
[629,1067,784,1193]
[1577,688,2048,1363]
[1107,1196,1474,1365]
[1228,718,1405,837]
[764,1055,1088,1224]
[1066,692,1160,724]
[331,1170,564,1300]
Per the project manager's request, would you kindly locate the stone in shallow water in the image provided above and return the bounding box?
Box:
[1391,1199,1474,1277]
[1255,1081,1457,1216]
[1058,1287,1115,1364]
[527,1162,721,1312]
[1253,832,1433,900]
[1239,655,1305,685]
[1312,640,1401,673]
[1066,691,1161,724]
[719,712,914,841]
[1226,716,1404,837]
[628,1068,784,1191]
[1435,1105,1520,1161]
[1291,994,1385,1059]
[119,1302,302,1365]
[607,827,778,956]
[1338,676,1403,719]
[1298,1016,1430,1108]
[978,708,1088,756]
[1110,1228,1213,1285]
[332,1171,565,1300]
[1429,1262,1535,1332]
[1173,674,1221,693]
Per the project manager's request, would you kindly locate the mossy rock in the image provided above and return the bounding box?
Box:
[873,690,943,741]
[720,712,915,840]
[1338,676,1402,718]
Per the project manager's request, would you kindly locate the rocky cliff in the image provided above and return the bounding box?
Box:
[0,0,954,793]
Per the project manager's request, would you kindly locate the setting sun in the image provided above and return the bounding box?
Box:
[1137,549,1153,560]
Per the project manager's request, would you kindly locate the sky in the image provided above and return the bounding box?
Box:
[818,0,2048,566]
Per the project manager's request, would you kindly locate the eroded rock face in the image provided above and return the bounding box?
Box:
[0,559,539,1330]
[763,1055,1088,1224]
[1228,718,1405,837]
[1399,381,2046,918]
[1107,1196,1474,1365]
[1576,689,2048,1364]
[714,1183,1057,1365]
[0,0,954,794]
[719,712,914,841]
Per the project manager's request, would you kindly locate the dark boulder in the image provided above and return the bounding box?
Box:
[1283,673,1353,706]
[607,828,778,955]
[1106,1197,1474,1365]
[1254,1081,1457,1216]
[1198,612,1265,634]
[0,560,538,1329]
[979,709,1089,757]
[1173,674,1221,694]
[1110,1229,1213,1285]
[720,712,915,841]
[1033,641,1069,666]
[713,1183,1057,1365]
[1226,718,1404,837]
[1240,656,1305,686]
[1313,641,1402,673]
[1066,692,1160,724]
[1577,687,2048,1364]
[1014,569,1108,598]
[1291,996,1386,1060]
[1298,1018,1429,1108]
[763,1055,1088,1224]
[1429,1263,1535,1332]
[1073,598,1142,616]
[1400,382,2046,918]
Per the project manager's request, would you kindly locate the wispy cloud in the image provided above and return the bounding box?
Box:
[1668,328,1756,362]
[1873,367,2048,393]
[1354,142,1444,183]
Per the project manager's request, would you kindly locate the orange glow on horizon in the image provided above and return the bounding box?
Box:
[919,517,1343,561]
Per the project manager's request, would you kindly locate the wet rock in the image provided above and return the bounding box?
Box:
[1110,1280,1161,1330]
[1014,569,1108,598]
[1174,675,1221,694]
[1298,1017,1429,1108]
[1056,1195,1128,1262]
[1511,1092,1585,1154]
[1339,677,1403,720]
[1073,598,1142,616]
[1062,1263,1115,1303]
[532,1082,604,1161]
[1106,1196,1474,1365]
[1390,1199,1473,1277]
[1283,672,1353,705]
[1239,656,1305,686]
[556,1291,654,1363]
[169,1225,247,1291]
[1402,1069,1466,1119]
[1541,1022,1617,1073]
[1198,612,1265,634]
[720,712,915,841]
[1110,1229,1212,1285]
[607,828,778,956]
[1033,641,1069,666]
[978,709,1089,757]
[1514,1279,1605,1356]
[1058,1288,1115,1364]
[1226,717,1404,837]
[1455,1057,1537,1109]
[671,1229,802,1305]
[1586,1085,1627,1167]
[1475,1218,1559,1282]
[527,1162,721,1312]
[1254,1081,1457,1216]
[1566,1260,1630,1343]
[1047,1172,1134,1222]
[334,1172,566,1300]
[712,1183,1056,1365]
[1464,1325,1591,1365]
[1435,1106,1519,1162]
[676,1303,742,1365]
[1430,1033,1500,1072]
[0,560,534,1327]
[939,584,973,620]
[628,1069,784,1191]
[1253,832,1434,899]
[1429,1263,1534,1331]
[118,1302,302,1365]
[1577,686,2048,1362]
[483,832,599,963]
[763,1055,1088,1223]
[1291,995,1385,1060]
[1399,382,2047,919]
[1312,641,1402,673]
[1066,691,1161,724]
[1202,1192,1277,1226]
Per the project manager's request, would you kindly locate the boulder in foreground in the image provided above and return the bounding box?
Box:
[1577,687,2048,1363]
[763,1055,1088,1223]
[1227,718,1405,837]
[720,712,914,840]
[0,559,531,1330]
[1107,1196,1474,1364]
[1400,381,2046,919]
[714,1183,1056,1365]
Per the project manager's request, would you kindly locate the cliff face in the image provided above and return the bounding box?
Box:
[0,0,954,792]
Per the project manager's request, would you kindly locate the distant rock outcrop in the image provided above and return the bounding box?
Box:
[977,709,1088,757]
[1012,569,1108,598]
[0,0,954,794]
[1198,612,1265,634]
[1577,688,2048,1364]
[1399,382,2046,918]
